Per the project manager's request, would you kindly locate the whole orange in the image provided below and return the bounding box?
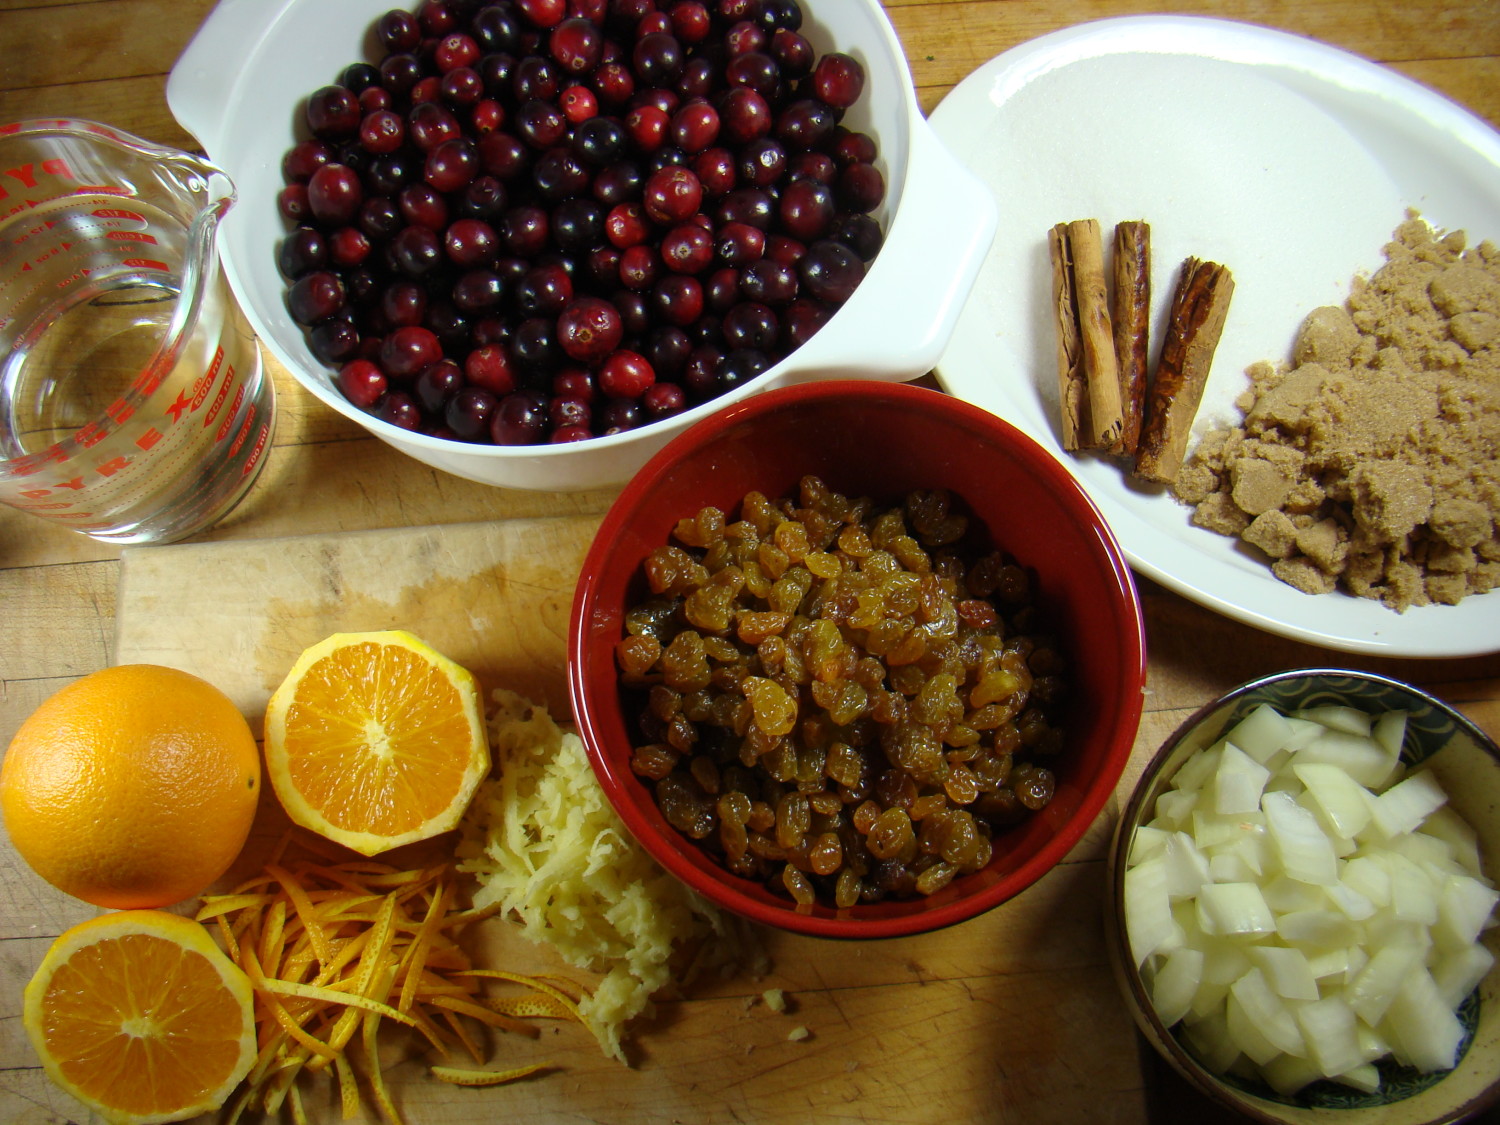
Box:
[1,665,261,909]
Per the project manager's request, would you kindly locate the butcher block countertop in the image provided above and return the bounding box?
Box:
[4,1,1500,1123]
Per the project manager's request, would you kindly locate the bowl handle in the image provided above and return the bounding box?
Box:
[791,121,998,381]
[167,0,296,154]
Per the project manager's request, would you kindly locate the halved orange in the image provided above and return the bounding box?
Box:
[23,910,256,1124]
[263,630,490,856]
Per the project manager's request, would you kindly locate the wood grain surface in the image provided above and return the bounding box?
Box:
[2,1,1500,1123]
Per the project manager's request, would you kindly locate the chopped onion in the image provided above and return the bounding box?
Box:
[1122,700,1497,1095]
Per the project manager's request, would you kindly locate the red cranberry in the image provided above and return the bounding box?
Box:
[436,32,481,73]
[464,344,518,394]
[557,296,624,362]
[380,325,443,378]
[288,270,345,324]
[598,349,655,398]
[306,85,361,139]
[446,386,499,440]
[379,392,423,429]
[307,164,362,226]
[491,390,551,444]
[338,359,387,408]
[812,52,865,109]
[642,165,702,224]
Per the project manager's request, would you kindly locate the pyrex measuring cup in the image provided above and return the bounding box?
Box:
[0,119,274,545]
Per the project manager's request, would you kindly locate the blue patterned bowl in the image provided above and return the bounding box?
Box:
[1105,669,1500,1125]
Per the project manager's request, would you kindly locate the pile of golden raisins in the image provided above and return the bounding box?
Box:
[615,476,1068,909]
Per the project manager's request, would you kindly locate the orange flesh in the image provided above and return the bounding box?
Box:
[40,933,247,1116]
[282,643,476,833]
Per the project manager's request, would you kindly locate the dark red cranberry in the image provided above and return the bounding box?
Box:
[561,84,599,122]
[282,139,332,182]
[309,318,361,364]
[465,344,519,395]
[436,32,481,73]
[391,225,444,277]
[307,164,362,226]
[381,280,428,328]
[515,0,567,29]
[376,10,421,53]
[415,359,463,413]
[338,359,387,408]
[813,52,865,109]
[444,218,499,268]
[380,326,443,379]
[375,392,419,430]
[557,297,624,362]
[642,165,702,224]
[278,227,327,278]
[670,100,720,153]
[598,349,655,398]
[446,386,499,440]
[836,162,885,215]
[651,274,704,327]
[306,85,361,139]
[643,380,687,417]
[661,223,714,274]
[288,270,345,324]
[550,17,603,74]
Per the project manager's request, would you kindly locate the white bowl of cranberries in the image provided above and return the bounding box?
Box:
[167,0,997,491]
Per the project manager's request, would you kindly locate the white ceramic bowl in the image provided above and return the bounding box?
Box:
[166,0,997,491]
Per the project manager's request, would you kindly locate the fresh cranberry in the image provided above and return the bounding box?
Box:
[379,392,423,429]
[306,85,361,139]
[561,84,599,122]
[598,349,655,398]
[380,325,443,378]
[490,390,551,444]
[642,165,702,224]
[446,386,499,440]
[812,52,865,109]
[465,344,518,394]
[307,164,362,226]
[287,271,345,324]
[557,297,624,362]
[435,32,480,73]
[661,223,713,274]
[338,358,387,408]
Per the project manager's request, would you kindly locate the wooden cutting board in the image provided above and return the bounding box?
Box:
[116,516,600,735]
[108,516,1149,1125]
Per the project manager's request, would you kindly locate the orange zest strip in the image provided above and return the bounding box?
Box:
[430,1062,549,1087]
[239,947,340,1062]
[267,863,334,966]
[437,1007,486,1065]
[429,994,540,1038]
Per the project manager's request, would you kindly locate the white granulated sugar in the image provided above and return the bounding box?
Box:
[975,51,1402,439]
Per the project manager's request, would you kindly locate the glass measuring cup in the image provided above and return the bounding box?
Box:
[0,119,274,545]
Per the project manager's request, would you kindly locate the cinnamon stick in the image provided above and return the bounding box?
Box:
[1134,257,1235,484]
[1047,224,1088,451]
[1111,221,1151,457]
[1066,219,1124,450]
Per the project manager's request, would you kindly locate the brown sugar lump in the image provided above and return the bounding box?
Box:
[1174,214,1500,612]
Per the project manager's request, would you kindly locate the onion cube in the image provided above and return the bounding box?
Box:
[1197,881,1276,937]
[1150,946,1205,1027]
[1214,743,1271,815]
[1230,968,1305,1057]
[1222,704,1295,764]
[1297,995,1364,1077]
[1263,790,1338,886]
[1384,968,1463,1072]
[1347,942,1425,1026]
[1293,761,1373,840]
[1249,945,1319,1000]
[1370,769,1448,838]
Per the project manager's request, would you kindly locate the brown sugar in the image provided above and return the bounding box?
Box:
[1173,214,1500,611]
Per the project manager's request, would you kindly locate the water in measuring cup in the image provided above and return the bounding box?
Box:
[0,195,274,543]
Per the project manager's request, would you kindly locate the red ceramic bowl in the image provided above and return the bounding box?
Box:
[568,381,1146,938]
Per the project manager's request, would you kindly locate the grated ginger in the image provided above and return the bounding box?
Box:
[456,689,761,1063]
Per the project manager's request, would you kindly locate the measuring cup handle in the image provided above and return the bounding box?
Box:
[168,0,297,153]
